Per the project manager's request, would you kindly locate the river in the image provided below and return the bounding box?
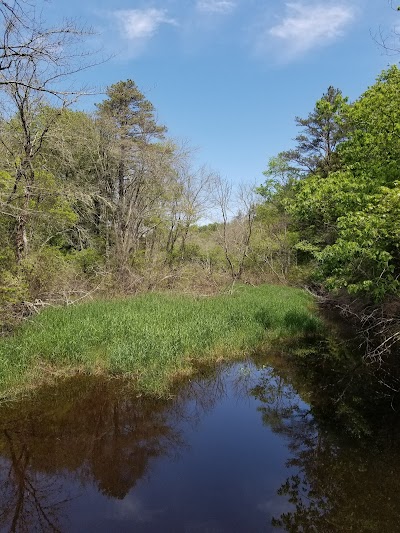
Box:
[0,336,399,532]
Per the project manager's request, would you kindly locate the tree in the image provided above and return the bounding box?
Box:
[213,176,258,283]
[271,66,400,361]
[279,86,348,178]
[0,1,97,96]
[165,159,216,262]
[304,67,400,301]
[0,1,98,260]
[95,79,169,268]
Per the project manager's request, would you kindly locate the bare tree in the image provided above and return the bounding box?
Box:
[372,1,400,55]
[213,176,258,283]
[235,183,258,279]
[214,175,234,280]
[165,155,217,261]
[0,1,99,97]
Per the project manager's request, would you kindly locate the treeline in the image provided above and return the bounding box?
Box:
[1,0,399,363]
[0,0,276,329]
[258,66,400,360]
[0,3,312,331]
[0,1,290,331]
[0,75,273,329]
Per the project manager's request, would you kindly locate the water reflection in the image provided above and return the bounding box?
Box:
[0,439,69,532]
[0,366,237,532]
[0,343,399,532]
[0,373,224,531]
[250,341,400,533]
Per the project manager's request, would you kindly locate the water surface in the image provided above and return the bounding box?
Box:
[0,350,400,532]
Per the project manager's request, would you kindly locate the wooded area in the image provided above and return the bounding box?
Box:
[0,0,398,362]
[260,67,400,361]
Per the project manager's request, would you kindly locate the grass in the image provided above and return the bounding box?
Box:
[0,284,322,399]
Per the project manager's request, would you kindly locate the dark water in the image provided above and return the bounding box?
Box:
[1,342,400,532]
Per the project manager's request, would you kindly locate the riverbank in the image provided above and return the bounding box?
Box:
[0,284,322,399]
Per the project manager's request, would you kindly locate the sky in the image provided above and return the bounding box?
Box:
[45,0,398,187]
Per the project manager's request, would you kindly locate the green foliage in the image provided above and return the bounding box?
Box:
[256,86,351,284]
[197,222,219,233]
[0,171,12,189]
[339,65,400,188]
[0,253,29,330]
[318,183,400,299]
[70,248,103,276]
[96,79,166,140]
[267,66,400,302]
[259,154,300,196]
[0,271,27,303]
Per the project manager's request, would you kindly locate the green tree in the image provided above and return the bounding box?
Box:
[288,66,400,302]
[279,86,348,178]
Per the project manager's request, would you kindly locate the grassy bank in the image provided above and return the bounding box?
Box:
[0,284,321,399]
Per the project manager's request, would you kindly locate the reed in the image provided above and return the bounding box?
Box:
[0,284,321,399]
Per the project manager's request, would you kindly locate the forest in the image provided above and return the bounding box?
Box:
[0,0,399,370]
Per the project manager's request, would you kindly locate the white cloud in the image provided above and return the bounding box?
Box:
[196,0,236,14]
[114,8,177,42]
[263,2,355,60]
[114,495,165,523]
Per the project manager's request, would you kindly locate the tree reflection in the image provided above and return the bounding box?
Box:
[269,421,400,532]
[249,343,400,532]
[0,430,71,532]
[2,341,400,532]
[0,370,227,532]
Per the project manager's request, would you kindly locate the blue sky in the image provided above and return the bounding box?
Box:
[47,0,397,186]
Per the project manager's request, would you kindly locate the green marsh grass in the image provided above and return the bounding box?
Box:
[0,284,322,399]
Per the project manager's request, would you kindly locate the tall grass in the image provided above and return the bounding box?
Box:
[0,284,322,398]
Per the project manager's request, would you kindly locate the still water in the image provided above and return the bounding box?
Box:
[0,346,400,532]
